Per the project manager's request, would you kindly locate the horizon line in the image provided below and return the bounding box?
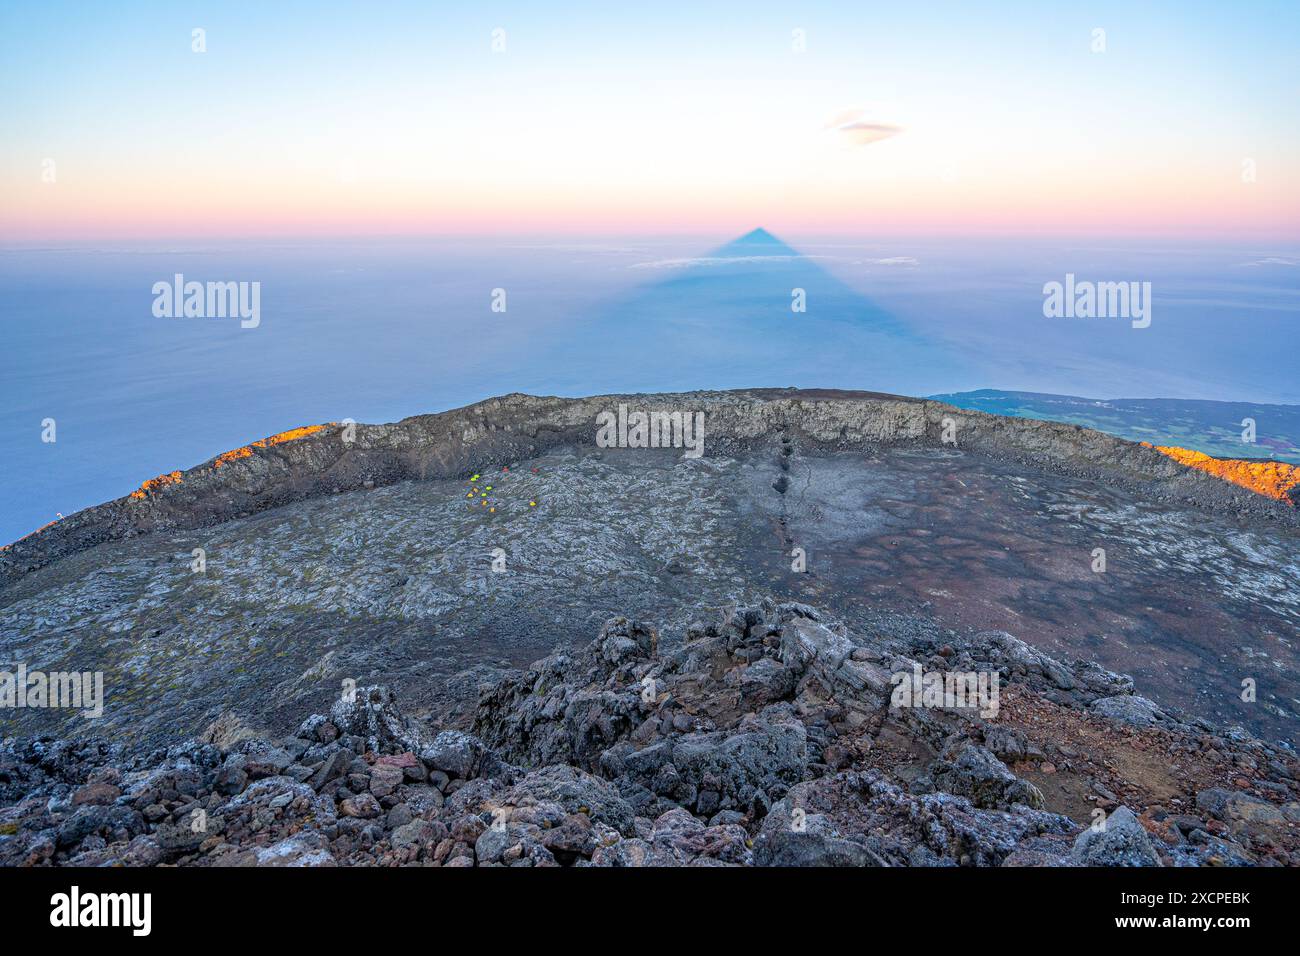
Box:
[4,226,1300,246]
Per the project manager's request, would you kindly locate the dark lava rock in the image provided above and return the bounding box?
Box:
[0,600,1293,868]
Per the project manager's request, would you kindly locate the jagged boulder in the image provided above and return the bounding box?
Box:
[420,731,485,780]
[254,831,336,867]
[753,813,880,867]
[761,770,1073,867]
[928,743,1046,811]
[328,685,427,755]
[1091,695,1164,729]
[598,617,658,667]
[1070,806,1162,867]
[495,765,636,836]
[474,623,650,770]
[667,715,808,815]
[780,617,892,703]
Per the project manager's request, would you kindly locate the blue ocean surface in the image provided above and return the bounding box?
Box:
[1,233,1297,544]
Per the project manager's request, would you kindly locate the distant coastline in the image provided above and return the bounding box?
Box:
[934,389,1300,465]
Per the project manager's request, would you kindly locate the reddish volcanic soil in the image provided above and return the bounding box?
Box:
[746,447,1298,742]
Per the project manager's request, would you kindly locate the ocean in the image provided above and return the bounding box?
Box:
[1,234,1297,544]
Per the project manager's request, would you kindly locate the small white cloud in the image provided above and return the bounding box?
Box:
[1237,256,1297,267]
[825,108,903,146]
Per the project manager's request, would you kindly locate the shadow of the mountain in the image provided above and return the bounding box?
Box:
[559,228,970,395]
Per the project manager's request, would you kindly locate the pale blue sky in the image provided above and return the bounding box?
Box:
[3,1,1297,238]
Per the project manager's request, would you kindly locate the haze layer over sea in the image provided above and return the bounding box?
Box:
[2,234,1296,543]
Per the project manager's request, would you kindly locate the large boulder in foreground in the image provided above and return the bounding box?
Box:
[1070,807,1163,867]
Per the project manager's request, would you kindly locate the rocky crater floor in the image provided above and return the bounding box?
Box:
[2,601,1297,867]
[2,439,1297,747]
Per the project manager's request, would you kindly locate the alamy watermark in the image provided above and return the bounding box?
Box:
[152,274,260,328]
[595,404,705,459]
[889,662,1000,718]
[1042,273,1151,328]
[50,886,150,936]
[1,663,104,718]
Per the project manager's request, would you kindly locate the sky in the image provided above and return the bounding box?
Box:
[1,1,1298,241]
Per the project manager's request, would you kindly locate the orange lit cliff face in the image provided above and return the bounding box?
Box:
[129,471,183,500]
[1146,444,1300,504]
[129,425,332,500]
[211,424,331,468]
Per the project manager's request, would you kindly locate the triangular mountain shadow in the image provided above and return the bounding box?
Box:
[614,226,911,334]
[554,228,970,397]
[720,226,796,251]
